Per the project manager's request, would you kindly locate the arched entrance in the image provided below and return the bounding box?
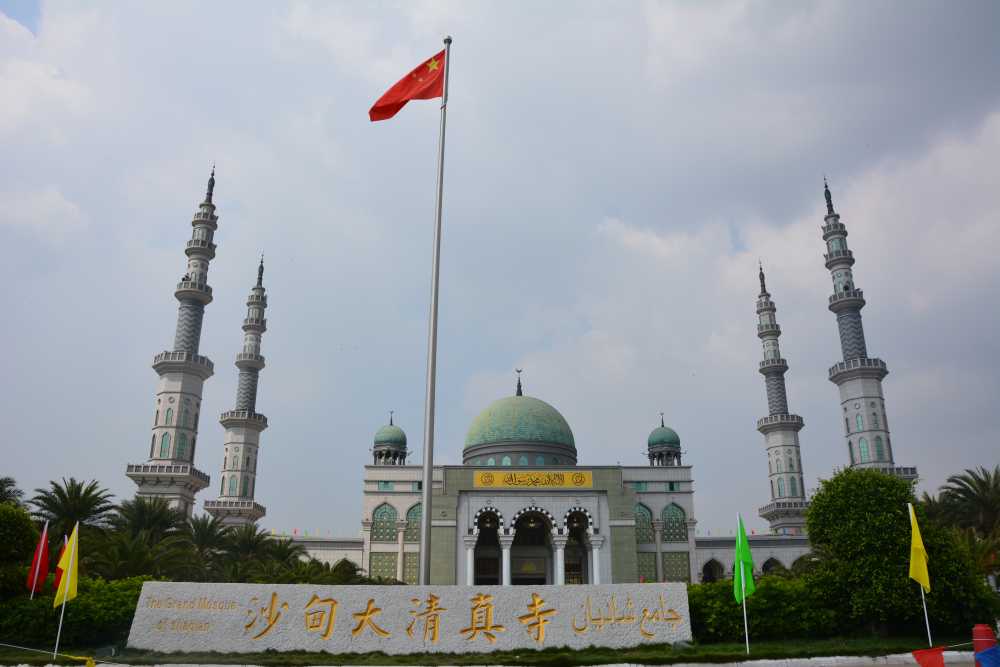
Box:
[761,557,786,576]
[702,558,724,583]
[564,510,591,584]
[473,510,501,585]
[511,510,553,585]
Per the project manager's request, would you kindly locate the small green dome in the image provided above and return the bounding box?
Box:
[465,395,575,449]
[374,424,407,448]
[648,425,680,448]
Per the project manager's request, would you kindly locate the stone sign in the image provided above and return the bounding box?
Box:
[127,582,691,655]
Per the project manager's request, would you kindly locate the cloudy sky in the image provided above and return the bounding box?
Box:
[2,1,998,537]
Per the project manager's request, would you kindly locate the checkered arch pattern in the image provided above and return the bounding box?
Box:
[471,505,505,535]
[562,506,594,535]
[511,505,558,534]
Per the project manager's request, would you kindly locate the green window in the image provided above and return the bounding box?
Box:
[859,438,870,463]
[518,455,528,466]
[371,504,397,542]
[403,552,419,584]
[487,457,495,466]
[874,436,885,461]
[662,504,687,542]
[165,408,173,425]
[632,481,647,492]
[848,440,855,464]
[228,476,237,496]
[790,476,798,496]
[535,455,545,465]
[159,433,171,458]
[662,552,690,583]
[412,481,422,491]
[856,414,864,431]
[668,482,678,491]
[777,477,785,497]
[404,504,421,542]
[501,456,511,466]
[637,552,657,583]
[241,477,249,497]
[369,552,396,580]
[872,412,880,428]
[377,481,394,491]
[634,504,654,544]
[176,433,188,460]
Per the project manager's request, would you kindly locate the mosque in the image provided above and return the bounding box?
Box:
[124,172,918,585]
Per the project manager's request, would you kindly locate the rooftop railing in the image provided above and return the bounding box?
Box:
[829,357,887,379]
[126,463,210,484]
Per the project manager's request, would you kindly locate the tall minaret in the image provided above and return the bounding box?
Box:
[821,181,916,481]
[755,265,808,534]
[126,170,218,515]
[204,259,269,526]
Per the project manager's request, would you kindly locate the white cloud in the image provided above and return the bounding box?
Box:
[0,186,86,238]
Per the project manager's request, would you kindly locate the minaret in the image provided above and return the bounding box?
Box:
[821,181,916,481]
[204,259,269,525]
[754,264,808,534]
[126,170,217,516]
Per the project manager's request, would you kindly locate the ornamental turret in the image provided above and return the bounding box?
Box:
[205,259,269,525]
[755,264,808,534]
[820,181,916,481]
[647,414,682,466]
[373,412,408,465]
[126,170,217,516]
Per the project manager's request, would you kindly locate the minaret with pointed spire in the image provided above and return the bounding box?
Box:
[126,169,218,516]
[205,259,269,525]
[821,181,916,481]
[755,264,808,534]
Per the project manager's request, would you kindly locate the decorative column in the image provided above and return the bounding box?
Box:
[395,520,407,581]
[463,535,477,586]
[205,259,269,526]
[499,533,514,586]
[127,170,218,516]
[553,535,568,585]
[590,535,604,584]
[652,519,664,582]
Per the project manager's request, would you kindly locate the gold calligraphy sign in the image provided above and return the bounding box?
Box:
[473,470,593,488]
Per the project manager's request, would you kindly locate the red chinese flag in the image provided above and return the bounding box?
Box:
[25,523,49,594]
[913,647,946,667]
[52,538,66,592]
[369,50,445,121]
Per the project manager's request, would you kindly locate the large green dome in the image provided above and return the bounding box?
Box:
[374,424,407,447]
[465,395,575,449]
[648,425,680,448]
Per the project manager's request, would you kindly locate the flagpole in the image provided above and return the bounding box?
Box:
[29,520,48,600]
[919,586,932,646]
[418,34,452,587]
[52,522,77,659]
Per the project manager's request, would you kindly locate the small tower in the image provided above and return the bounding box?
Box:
[126,170,217,516]
[820,181,916,481]
[204,259,269,525]
[372,412,408,465]
[754,264,808,534]
[647,414,682,466]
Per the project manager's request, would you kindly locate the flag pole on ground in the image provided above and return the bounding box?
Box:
[27,520,49,600]
[733,513,756,655]
[53,522,80,659]
[908,502,932,646]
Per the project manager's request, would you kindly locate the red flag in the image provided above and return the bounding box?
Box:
[913,647,946,667]
[369,50,445,121]
[52,537,67,592]
[26,521,49,594]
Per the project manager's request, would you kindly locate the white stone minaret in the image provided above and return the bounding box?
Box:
[204,259,268,525]
[126,170,217,516]
[821,181,917,481]
[755,265,808,534]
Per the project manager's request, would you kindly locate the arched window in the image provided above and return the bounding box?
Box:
[178,409,186,428]
[662,504,687,542]
[874,436,885,461]
[770,480,775,497]
[845,417,850,434]
[228,476,237,496]
[790,476,799,496]
[518,455,528,466]
[165,408,174,425]
[150,434,155,458]
[855,414,864,431]
[371,504,397,542]
[859,438,870,463]
[159,433,171,458]
[634,504,654,543]
[245,456,250,468]
[501,456,511,466]
[486,457,495,466]
[220,476,225,495]
[787,457,795,471]
[871,412,880,428]
[776,458,783,473]
[848,440,855,465]
[551,457,559,464]
[176,433,188,459]
[473,459,481,465]
[535,455,545,466]
[777,477,785,497]
[241,477,249,497]
[154,410,159,426]
[404,504,421,542]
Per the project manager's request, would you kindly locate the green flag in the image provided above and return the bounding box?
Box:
[733,514,756,603]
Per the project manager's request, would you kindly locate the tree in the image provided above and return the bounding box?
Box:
[0,504,39,599]
[266,538,307,568]
[109,497,185,544]
[940,466,1000,537]
[0,477,24,507]
[29,478,115,539]
[806,468,998,635]
[177,514,229,581]
[224,523,272,564]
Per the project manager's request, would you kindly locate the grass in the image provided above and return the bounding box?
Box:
[0,636,963,666]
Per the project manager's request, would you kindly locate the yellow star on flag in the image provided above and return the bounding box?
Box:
[426,57,440,71]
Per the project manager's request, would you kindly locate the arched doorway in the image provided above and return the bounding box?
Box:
[702,559,724,583]
[564,510,591,584]
[473,511,501,585]
[511,510,553,585]
[761,557,786,576]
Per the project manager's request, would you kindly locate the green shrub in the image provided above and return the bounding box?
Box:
[0,503,38,564]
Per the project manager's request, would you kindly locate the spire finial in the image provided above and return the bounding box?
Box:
[515,369,523,396]
[257,254,264,287]
[205,164,216,204]
[389,410,394,426]
[659,412,665,428]
[824,176,834,215]
[758,260,767,295]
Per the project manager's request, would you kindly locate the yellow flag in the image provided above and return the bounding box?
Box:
[908,503,930,593]
[53,523,80,608]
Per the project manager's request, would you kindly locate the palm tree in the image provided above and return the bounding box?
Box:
[177,514,230,581]
[941,466,1000,537]
[110,497,185,544]
[0,476,24,506]
[90,531,192,580]
[224,523,272,563]
[267,538,307,568]
[29,478,115,538]
[918,490,955,525]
